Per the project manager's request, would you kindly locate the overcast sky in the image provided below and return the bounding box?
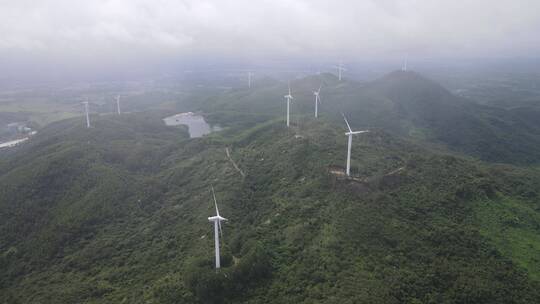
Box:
[1,0,540,78]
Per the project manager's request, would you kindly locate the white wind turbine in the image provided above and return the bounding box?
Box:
[284,82,294,127]
[343,113,369,176]
[208,186,228,269]
[82,99,90,128]
[313,84,322,118]
[402,55,408,71]
[335,62,347,81]
[116,95,121,115]
[247,72,254,88]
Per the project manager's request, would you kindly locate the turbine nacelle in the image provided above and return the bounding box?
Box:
[208,215,228,222]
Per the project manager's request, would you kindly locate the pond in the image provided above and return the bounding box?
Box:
[163,112,221,138]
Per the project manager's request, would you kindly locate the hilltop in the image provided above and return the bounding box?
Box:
[1,108,539,303]
[198,71,540,165]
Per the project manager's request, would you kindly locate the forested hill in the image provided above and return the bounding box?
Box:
[1,110,539,303]
[199,71,540,164]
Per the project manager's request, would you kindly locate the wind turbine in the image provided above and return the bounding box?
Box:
[208,186,227,269]
[284,82,294,127]
[116,95,121,115]
[82,99,90,128]
[313,84,322,118]
[247,72,254,88]
[343,113,369,176]
[402,55,408,71]
[335,62,347,81]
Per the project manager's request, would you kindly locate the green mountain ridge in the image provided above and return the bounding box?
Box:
[199,71,540,164]
[1,106,540,303]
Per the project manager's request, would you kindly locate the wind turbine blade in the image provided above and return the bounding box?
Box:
[211,186,219,216]
[342,113,352,132]
[318,84,322,93]
[350,130,369,135]
[288,81,291,95]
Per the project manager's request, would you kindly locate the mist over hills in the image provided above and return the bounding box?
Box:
[199,70,540,164]
[1,70,540,303]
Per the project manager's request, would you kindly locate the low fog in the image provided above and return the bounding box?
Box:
[1,0,540,81]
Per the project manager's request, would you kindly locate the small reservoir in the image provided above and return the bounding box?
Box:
[163,112,221,138]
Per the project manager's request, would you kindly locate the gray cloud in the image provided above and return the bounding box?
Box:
[1,0,539,61]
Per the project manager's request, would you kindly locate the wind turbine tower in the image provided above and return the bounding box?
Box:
[284,82,294,127]
[248,72,254,88]
[208,186,227,269]
[82,100,90,128]
[402,55,408,71]
[313,84,322,118]
[343,113,369,176]
[116,95,121,115]
[335,62,347,81]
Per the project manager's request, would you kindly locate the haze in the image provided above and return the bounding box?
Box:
[1,0,540,81]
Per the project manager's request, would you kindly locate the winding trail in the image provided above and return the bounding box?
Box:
[225,147,246,178]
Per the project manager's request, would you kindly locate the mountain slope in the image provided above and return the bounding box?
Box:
[199,71,540,164]
[366,71,540,163]
[1,112,539,303]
